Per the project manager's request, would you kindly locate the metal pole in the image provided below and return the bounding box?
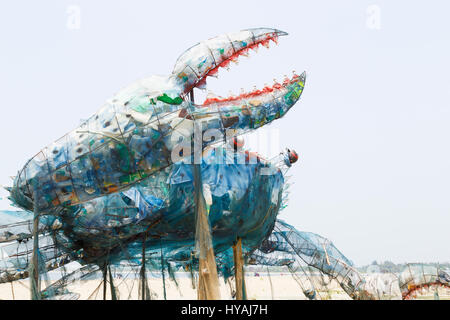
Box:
[10,281,15,300]
[108,265,117,300]
[266,266,274,300]
[141,236,146,300]
[102,262,107,300]
[160,238,166,300]
[30,188,41,300]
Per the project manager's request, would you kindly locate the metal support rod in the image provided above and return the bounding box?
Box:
[30,188,41,300]
[141,236,146,300]
[160,238,167,300]
[10,281,15,300]
[102,262,107,300]
[189,251,196,289]
[267,266,274,300]
[108,265,117,300]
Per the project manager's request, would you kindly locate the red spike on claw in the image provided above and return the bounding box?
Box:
[250,43,259,52]
[208,67,219,78]
[261,39,270,48]
[271,36,279,45]
[220,59,231,69]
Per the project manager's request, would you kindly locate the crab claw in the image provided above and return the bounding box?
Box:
[171,28,288,95]
[196,71,306,132]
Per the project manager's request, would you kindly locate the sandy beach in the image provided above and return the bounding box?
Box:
[1,272,449,300]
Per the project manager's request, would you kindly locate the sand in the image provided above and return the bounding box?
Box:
[1,273,449,300]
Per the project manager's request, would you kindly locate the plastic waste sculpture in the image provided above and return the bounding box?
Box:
[0,27,382,300]
[398,264,450,300]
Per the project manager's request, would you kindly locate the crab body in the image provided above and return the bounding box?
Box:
[7,28,305,265]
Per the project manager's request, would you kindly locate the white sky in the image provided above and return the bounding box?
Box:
[0,0,449,265]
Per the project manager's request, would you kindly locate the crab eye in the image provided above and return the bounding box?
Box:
[288,150,299,163]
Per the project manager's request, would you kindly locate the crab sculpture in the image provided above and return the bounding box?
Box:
[0,28,376,299]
